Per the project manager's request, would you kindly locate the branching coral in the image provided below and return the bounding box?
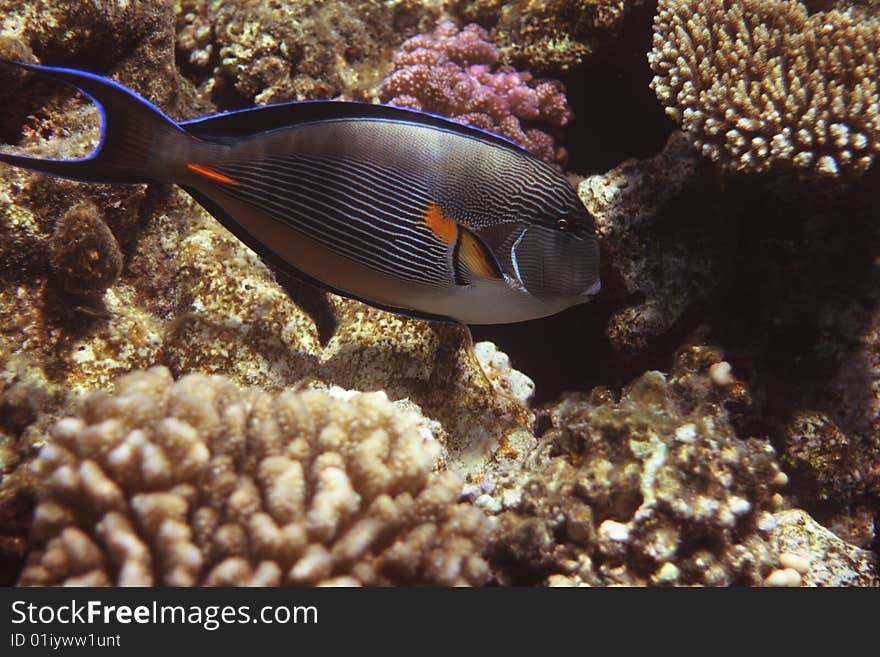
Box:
[378,22,573,164]
[19,367,493,586]
[649,0,880,177]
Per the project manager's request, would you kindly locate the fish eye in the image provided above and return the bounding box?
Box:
[556,218,570,231]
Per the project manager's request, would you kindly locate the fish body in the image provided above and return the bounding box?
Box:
[0,63,600,324]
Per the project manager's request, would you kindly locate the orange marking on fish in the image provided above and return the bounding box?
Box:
[423,200,458,246]
[187,162,240,186]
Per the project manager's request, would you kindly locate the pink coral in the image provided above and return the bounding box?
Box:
[378,22,573,165]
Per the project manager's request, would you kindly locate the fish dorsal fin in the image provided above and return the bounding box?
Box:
[179,100,533,156]
[454,227,505,286]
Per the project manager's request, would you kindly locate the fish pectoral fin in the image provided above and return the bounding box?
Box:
[453,227,504,286]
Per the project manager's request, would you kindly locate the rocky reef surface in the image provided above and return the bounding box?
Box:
[0,0,877,586]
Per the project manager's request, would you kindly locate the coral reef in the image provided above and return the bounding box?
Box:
[578,127,880,550]
[649,0,880,177]
[482,346,789,586]
[19,367,494,586]
[175,0,443,105]
[0,165,533,462]
[0,1,532,584]
[451,0,642,74]
[1,0,878,588]
[378,21,573,164]
[0,1,186,568]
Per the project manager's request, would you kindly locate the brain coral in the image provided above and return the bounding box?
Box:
[378,22,573,164]
[19,367,493,586]
[649,0,880,177]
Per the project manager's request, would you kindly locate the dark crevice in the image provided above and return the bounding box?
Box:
[562,0,673,176]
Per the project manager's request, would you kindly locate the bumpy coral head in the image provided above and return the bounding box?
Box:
[20,368,495,587]
[378,21,574,166]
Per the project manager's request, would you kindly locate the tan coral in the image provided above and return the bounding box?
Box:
[19,367,494,587]
[649,0,880,177]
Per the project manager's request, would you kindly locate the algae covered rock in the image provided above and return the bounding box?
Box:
[49,200,123,298]
[578,133,726,355]
[0,0,195,115]
[176,0,444,105]
[451,0,644,75]
[770,509,878,587]
[484,346,786,586]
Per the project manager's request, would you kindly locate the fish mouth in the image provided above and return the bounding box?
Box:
[580,279,601,299]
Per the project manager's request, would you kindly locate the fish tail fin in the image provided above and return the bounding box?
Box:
[0,61,193,184]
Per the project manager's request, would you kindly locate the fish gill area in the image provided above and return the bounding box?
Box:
[0,0,877,587]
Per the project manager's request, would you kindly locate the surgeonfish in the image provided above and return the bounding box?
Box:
[0,62,600,324]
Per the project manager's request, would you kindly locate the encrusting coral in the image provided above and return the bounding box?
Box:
[378,21,573,164]
[19,367,494,586]
[649,0,880,177]
[483,346,788,586]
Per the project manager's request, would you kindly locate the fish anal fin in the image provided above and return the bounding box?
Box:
[454,227,504,285]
